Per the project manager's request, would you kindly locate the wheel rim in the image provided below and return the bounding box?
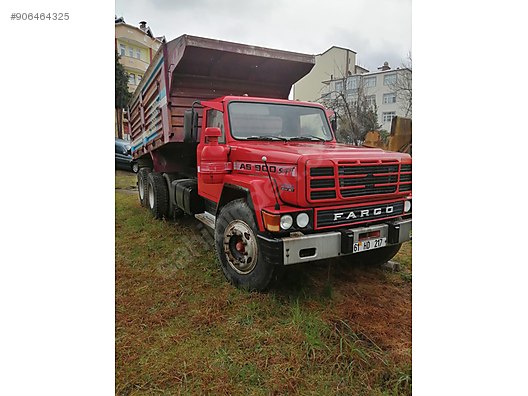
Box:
[132,163,139,173]
[138,177,145,200]
[148,184,155,209]
[223,220,258,275]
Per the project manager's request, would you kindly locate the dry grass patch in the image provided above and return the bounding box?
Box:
[115,172,412,395]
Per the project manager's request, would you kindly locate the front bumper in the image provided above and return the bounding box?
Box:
[258,219,411,265]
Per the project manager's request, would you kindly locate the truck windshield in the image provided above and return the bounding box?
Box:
[228,102,333,141]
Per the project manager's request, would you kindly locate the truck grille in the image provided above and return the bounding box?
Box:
[308,161,411,201]
[316,200,405,228]
[399,164,412,192]
[310,167,334,177]
[311,190,337,200]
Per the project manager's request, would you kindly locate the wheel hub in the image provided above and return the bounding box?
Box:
[223,220,258,275]
[235,240,245,253]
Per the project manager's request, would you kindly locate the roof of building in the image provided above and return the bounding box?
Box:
[317,45,357,56]
[321,67,411,83]
[355,65,370,73]
[361,67,411,77]
[115,18,162,42]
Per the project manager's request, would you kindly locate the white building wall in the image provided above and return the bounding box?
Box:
[293,47,357,102]
[322,68,411,131]
[370,69,411,130]
[366,71,400,131]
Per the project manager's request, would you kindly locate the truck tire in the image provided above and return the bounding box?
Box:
[354,243,402,266]
[137,168,151,207]
[147,172,169,219]
[215,199,274,291]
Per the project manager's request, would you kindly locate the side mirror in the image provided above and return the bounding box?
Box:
[184,109,199,142]
[204,127,222,144]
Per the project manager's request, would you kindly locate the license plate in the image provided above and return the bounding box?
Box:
[353,237,386,253]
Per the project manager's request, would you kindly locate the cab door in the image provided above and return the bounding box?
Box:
[197,108,228,202]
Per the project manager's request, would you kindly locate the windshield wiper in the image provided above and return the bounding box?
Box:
[243,135,287,141]
[287,135,327,141]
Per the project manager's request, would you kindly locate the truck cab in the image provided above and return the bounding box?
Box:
[183,96,411,289]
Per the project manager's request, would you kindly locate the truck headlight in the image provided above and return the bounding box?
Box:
[296,212,309,228]
[280,215,293,230]
[404,200,411,213]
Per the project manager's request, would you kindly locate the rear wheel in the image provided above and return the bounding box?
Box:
[137,168,151,207]
[215,199,274,291]
[147,172,169,219]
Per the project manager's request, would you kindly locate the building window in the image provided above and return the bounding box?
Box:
[383,93,397,104]
[136,49,141,60]
[348,94,358,107]
[384,74,397,86]
[363,76,376,88]
[383,111,396,123]
[137,75,142,83]
[128,73,136,85]
[119,44,126,56]
[334,80,343,92]
[366,95,376,107]
[346,76,358,90]
[128,46,134,57]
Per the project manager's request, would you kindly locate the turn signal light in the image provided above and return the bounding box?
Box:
[262,212,280,232]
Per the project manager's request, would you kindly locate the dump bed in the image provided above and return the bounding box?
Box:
[129,34,315,159]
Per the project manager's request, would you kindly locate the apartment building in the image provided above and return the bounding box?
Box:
[115,17,163,137]
[322,62,412,131]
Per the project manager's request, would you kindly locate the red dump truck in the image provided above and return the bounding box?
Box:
[129,35,412,291]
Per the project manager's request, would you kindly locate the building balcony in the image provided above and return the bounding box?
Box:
[119,56,150,73]
[127,82,139,94]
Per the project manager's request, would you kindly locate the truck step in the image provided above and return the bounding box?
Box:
[195,212,215,230]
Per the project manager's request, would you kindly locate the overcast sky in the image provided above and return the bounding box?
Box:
[115,0,411,72]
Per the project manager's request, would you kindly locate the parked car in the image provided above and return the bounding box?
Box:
[115,138,138,173]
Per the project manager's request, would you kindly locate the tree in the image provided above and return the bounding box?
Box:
[115,51,131,139]
[321,77,381,145]
[389,53,412,117]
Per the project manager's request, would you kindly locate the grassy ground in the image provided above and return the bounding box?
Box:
[115,171,412,395]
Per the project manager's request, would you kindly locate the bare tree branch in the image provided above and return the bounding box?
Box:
[388,53,412,117]
[320,75,381,145]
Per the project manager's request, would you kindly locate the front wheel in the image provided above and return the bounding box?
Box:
[215,199,275,291]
